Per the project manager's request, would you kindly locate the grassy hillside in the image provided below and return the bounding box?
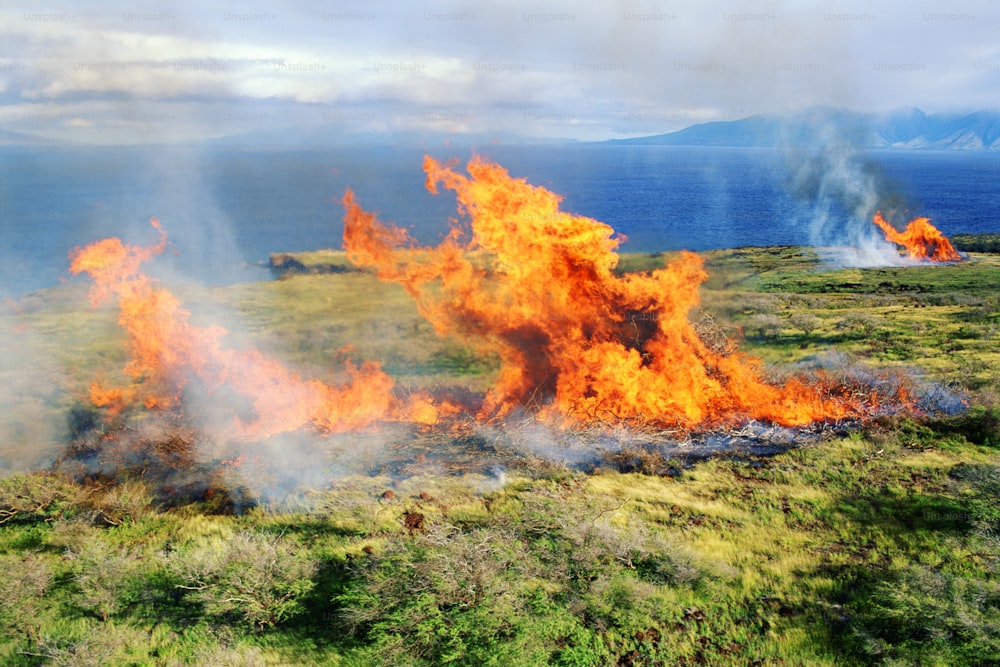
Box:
[1,246,998,665]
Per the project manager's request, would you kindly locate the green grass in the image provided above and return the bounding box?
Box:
[2,243,999,664]
[1,425,997,665]
[692,250,1000,391]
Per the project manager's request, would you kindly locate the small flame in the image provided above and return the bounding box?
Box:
[69,219,440,439]
[344,156,877,429]
[873,211,962,262]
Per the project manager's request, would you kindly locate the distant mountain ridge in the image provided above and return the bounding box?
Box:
[607,108,1000,150]
[0,129,73,146]
[204,126,578,149]
[8,107,1000,149]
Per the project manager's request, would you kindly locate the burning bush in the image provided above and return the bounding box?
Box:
[343,156,895,430]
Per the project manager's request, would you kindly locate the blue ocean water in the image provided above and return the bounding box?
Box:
[3,144,1000,297]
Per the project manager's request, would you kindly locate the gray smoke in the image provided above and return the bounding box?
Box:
[780,118,913,267]
[0,316,67,471]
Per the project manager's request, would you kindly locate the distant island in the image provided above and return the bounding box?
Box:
[605,107,1000,150]
[6,107,1000,149]
[0,129,75,146]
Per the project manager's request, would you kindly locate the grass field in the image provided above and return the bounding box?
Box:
[1,245,998,665]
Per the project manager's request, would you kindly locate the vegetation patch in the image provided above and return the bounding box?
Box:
[2,242,999,664]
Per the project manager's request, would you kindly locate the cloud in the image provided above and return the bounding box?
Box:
[2,0,999,143]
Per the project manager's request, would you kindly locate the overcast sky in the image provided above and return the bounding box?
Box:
[1,0,998,144]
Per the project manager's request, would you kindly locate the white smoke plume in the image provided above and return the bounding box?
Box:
[779,117,912,267]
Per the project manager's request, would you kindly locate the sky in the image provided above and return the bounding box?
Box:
[1,0,998,144]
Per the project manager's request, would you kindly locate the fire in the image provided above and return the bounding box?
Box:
[69,219,440,439]
[873,211,962,262]
[66,164,910,441]
[343,156,867,429]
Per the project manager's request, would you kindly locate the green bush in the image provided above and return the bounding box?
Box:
[17,620,154,667]
[68,539,146,622]
[0,553,53,642]
[168,529,317,631]
[951,233,1000,254]
[334,493,700,666]
[165,642,268,667]
[0,472,89,525]
[852,564,1000,665]
[336,525,573,666]
[935,407,1000,448]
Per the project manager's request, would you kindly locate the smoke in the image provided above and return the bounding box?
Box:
[778,114,914,267]
[0,309,68,471]
[477,414,605,469]
[0,144,269,477]
[121,146,270,288]
[3,145,949,504]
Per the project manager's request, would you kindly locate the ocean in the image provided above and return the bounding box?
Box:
[3,144,1000,297]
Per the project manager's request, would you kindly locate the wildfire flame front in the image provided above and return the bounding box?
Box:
[68,157,912,441]
[344,156,877,429]
[68,219,439,440]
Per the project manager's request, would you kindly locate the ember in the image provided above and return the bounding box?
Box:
[872,211,963,262]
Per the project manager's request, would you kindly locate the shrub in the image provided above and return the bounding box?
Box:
[790,313,822,337]
[566,520,699,589]
[336,524,573,666]
[746,313,784,339]
[168,530,317,631]
[836,313,883,338]
[20,621,150,667]
[693,312,738,356]
[935,407,1000,448]
[851,564,1000,665]
[90,480,155,526]
[950,233,1000,254]
[0,472,88,525]
[46,518,100,552]
[948,463,1000,530]
[335,494,700,666]
[167,642,268,667]
[0,553,53,639]
[69,539,145,622]
[602,446,678,476]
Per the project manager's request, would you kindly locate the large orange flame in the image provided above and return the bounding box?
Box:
[69,219,438,439]
[873,211,962,262]
[344,156,866,429]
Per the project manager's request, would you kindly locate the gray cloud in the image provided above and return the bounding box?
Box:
[1,0,998,143]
